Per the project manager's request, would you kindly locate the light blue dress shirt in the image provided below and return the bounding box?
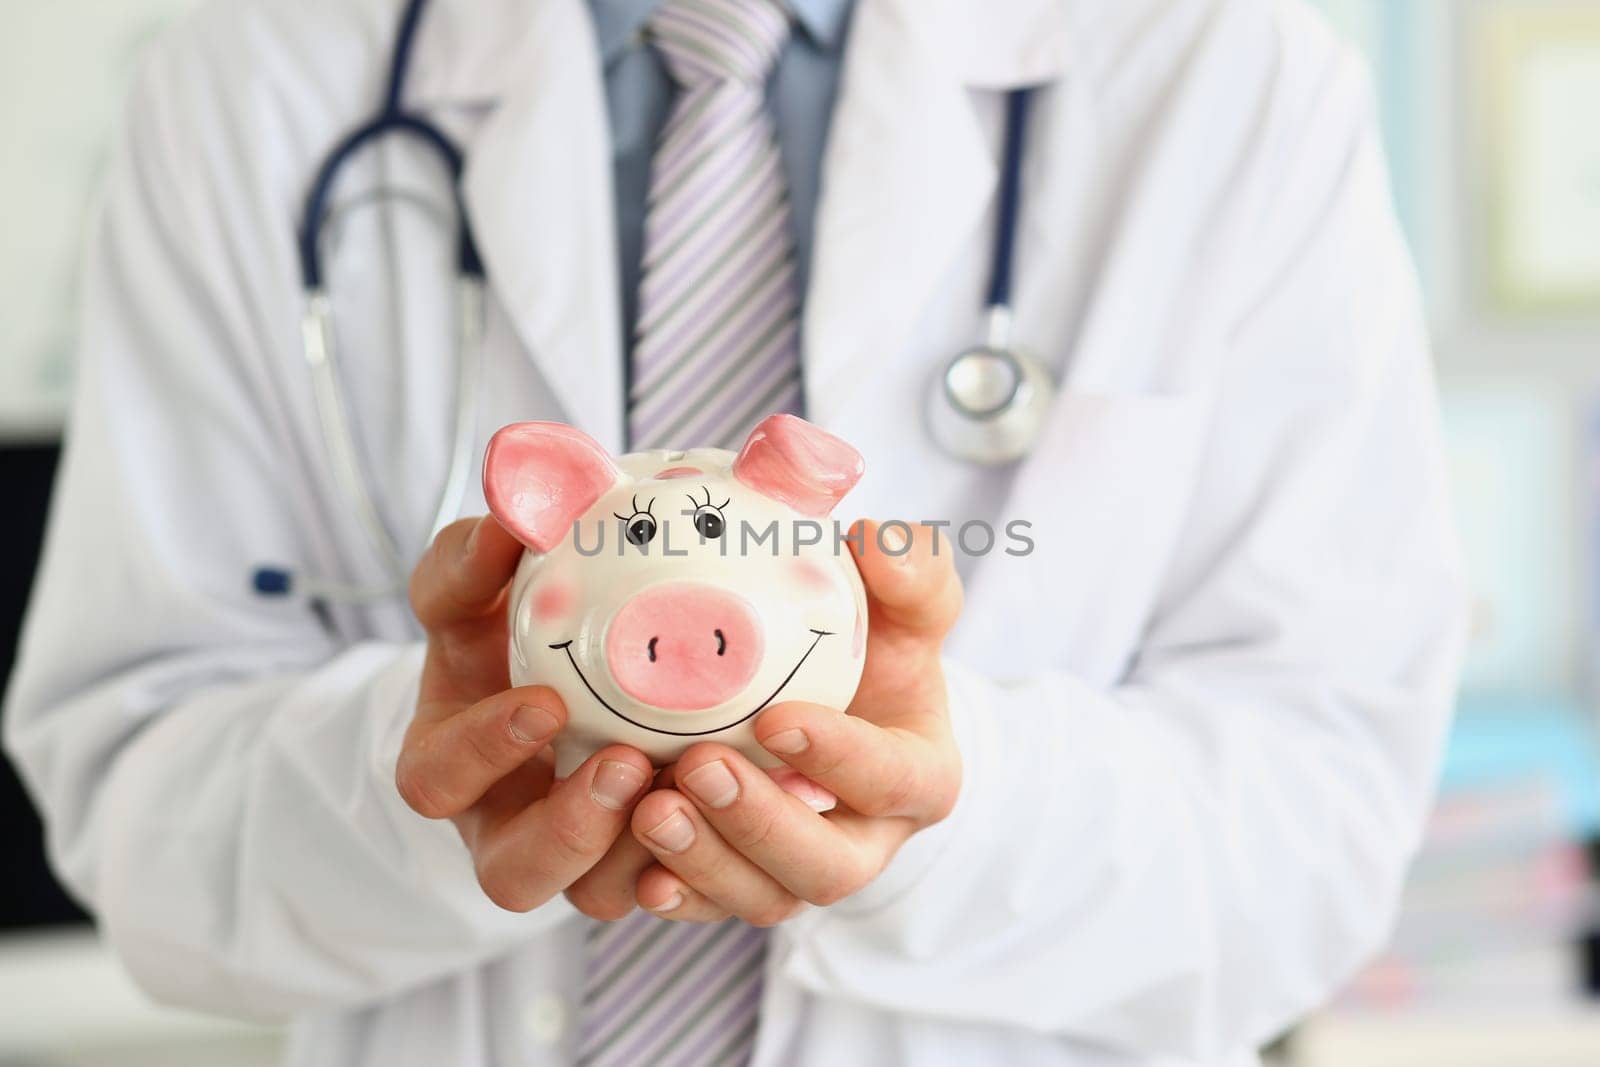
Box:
[587,0,854,352]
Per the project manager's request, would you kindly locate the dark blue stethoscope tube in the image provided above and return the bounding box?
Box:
[296,0,482,291]
[297,0,1031,370]
[986,88,1031,310]
[264,0,1042,595]
[259,0,482,600]
[299,0,1030,302]
[926,84,1053,466]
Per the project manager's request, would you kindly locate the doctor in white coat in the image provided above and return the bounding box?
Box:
[4,0,1467,1064]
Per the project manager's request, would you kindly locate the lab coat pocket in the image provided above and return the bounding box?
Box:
[955,389,1214,683]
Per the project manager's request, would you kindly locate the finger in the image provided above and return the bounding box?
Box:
[843,520,962,714]
[565,830,656,921]
[673,745,878,905]
[455,753,555,851]
[846,519,963,641]
[565,768,675,921]
[474,745,653,912]
[635,865,732,923]
[754,702,960,826]
[410,515,525,633]
[631,790,801,927]
[397,686,567,819]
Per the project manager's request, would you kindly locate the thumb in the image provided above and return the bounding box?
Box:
[845,519,963,642]
[410,515,525,632]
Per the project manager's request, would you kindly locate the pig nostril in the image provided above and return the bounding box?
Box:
[646,632,727,661]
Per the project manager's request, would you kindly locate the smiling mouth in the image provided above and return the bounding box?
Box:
[548,629,832,737]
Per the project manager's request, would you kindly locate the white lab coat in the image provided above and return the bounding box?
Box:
[3,0,1467,1063]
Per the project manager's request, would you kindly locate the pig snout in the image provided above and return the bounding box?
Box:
[604,584,764,711]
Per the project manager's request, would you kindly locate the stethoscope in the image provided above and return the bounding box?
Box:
[253,0,1048,604]
[253,0,484,603]
[926,88,1056,466]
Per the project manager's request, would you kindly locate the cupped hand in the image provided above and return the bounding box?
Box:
[564,520,965,926]
[395,516,655,912]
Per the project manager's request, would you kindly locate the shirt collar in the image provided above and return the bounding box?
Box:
[588,0,853,66]
[789,0,853,49]
[405,0,1070,111]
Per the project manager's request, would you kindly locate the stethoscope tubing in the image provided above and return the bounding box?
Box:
[925,83,1057,466]
[986,88,1031,311]
[258,0,484,601]
[298,113,484,290]
[262,0,1049,599]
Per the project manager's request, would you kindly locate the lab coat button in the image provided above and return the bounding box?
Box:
[524,994,567,1045]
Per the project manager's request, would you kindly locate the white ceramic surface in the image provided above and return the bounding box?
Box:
[485,415,868,773]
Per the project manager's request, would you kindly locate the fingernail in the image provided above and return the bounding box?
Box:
[681,760,740,809]
[767,766,833,811]
[464,516,484,558]
[591,760,648,810]
[784,778,837,813]
[644,810,696,853]
[509,704,559,743]
[762,728,809,755]
[880,523,909,554]
[651,890,685,913]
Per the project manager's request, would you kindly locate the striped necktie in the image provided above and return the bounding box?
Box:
[578,2,795,1064]
[625,0,803,451]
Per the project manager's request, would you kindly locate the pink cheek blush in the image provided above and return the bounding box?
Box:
[531,580,577,625]
[790,559,838,595]
[852,606,865,658]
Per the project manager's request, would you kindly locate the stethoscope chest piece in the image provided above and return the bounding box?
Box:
[923,86,1053,466]
[927,327,1054,466]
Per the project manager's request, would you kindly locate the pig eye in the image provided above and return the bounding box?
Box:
[693,508,724,539]
[687,488,729,540]
[626,515,658,546]
[615,496,658,546]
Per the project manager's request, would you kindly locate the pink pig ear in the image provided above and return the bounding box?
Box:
[732,414,864,517]
[483,422,621,553]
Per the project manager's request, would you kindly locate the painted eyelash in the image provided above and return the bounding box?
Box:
[613,494,656,521]
[685,487,730,511]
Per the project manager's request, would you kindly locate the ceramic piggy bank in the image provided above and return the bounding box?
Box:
[483,414,869,775]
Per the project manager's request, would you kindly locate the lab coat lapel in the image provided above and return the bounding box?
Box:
[803,0,1075,427]
[460,0,625,451]
[802,0,994,427]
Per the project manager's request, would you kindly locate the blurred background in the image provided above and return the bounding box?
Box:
[2,0,1599,1064]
